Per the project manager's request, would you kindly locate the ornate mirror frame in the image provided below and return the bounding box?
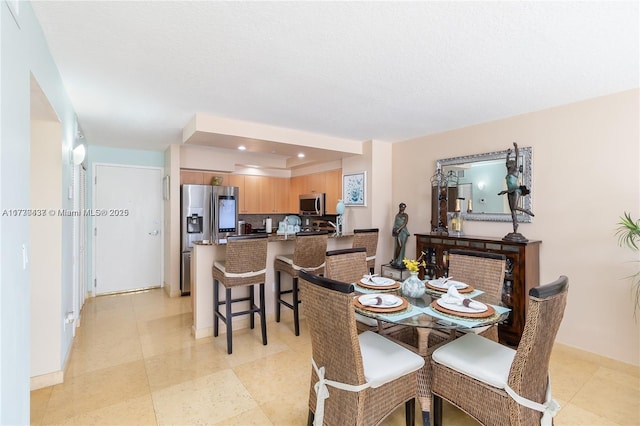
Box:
[436,147,533,223]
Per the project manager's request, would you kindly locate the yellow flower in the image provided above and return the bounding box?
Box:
[402,252,426,273]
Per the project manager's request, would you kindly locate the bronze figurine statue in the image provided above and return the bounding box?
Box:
[392,202,409,268]
[498,142,534,241]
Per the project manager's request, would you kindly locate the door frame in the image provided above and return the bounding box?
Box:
[91,162,164,295]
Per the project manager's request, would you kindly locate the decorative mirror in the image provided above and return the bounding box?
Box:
[436,147,533,223]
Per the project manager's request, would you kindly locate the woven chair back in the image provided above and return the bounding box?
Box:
[214,235,268,288]
[448,250,506,300]
[325,248,368,284]
[508,276,568,424]
[352,228,379,257]
[298,271,364,424]
[292,232,328,269]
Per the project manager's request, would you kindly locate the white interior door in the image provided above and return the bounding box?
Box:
[94,164,162,294]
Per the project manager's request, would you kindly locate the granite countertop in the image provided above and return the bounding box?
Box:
[267,233,353,242]
[193,233,353,245]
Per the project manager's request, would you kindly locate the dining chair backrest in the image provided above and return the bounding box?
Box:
[325,247,368,284]
[447,249,506,300]
[292,231,329,269]
[353,228,379,272]
[507,276,568,424]
[298,270,364,423]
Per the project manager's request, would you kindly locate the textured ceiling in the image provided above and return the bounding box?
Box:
[31,1,639,164]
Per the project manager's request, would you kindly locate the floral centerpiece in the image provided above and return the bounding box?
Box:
[402,251,426,273]
[401,252,427,298]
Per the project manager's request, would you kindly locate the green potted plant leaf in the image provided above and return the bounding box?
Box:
[616,212,640,317]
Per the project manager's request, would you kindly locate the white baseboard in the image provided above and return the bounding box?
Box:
[193,326,213,339]
[30,370,63,390]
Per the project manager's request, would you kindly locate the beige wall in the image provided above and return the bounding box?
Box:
[393,89,640,366]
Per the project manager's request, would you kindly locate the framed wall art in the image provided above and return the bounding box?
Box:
[343,171,366,206]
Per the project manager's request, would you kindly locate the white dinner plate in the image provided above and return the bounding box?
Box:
[358,294,402,308]
[436,298,487,313]
[427,279,468,290]
[360,276,396,287]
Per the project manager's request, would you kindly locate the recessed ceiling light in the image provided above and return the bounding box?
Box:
[238,145,246,151]
[297,153,305,158]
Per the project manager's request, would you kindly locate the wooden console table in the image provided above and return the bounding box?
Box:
[415,234,540,346]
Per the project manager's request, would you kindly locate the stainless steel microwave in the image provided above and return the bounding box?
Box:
[299,193,325,216]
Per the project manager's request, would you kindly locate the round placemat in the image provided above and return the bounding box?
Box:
[430,300,495,318]
[358,280,400,290]
[354,296,409,313]
[426,282,475,294]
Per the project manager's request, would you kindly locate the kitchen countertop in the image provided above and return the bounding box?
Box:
[192,233,352,246]
[267,233,353,242]
[191,231,354,339]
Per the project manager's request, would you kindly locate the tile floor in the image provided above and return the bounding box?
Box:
[31,288,639,425]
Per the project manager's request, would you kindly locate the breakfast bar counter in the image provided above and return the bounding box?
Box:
[191,234,353,339]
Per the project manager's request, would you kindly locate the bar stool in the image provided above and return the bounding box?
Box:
[274,231,328,336]
[352,228,379,274]
[212,234,268,354]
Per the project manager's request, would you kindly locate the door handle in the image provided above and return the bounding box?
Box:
[148,230,159,236]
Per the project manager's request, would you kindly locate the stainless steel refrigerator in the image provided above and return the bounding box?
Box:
[181,185,212,295]
[180,184,239,295]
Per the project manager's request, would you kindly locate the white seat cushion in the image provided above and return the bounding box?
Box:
[355,313,378,327]
[432,333,515,389]
[213,260,226,272]
[275,254,324,271]
[358,331,424,388]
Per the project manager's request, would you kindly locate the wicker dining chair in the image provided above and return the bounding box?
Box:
[352,228,379,274]
[324,247,380,333]
[447,249,507,341]
[325,247,368,283]
[298,270,424,426]
[212,234,268,354]
[430,276,569,426]
[274,231,328,336]
[390,249,507,423]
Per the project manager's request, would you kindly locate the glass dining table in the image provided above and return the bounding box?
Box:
[352,280,511,333]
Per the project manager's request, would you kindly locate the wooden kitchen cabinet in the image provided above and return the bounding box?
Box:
[180,170,227,186]
[415,233,540,346]
[227,175,290,214]
[180,170,204,185]
[272,177,290,213]
[289,176,303,213]
[225,170,340,215]
[243,175,262,213]
[289,170,341,214]
[305,173,325,194]
[324,169,342,214]
[294,173,325,195]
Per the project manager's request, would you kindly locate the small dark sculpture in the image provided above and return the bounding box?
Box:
[498,142,534,242]
[392,202,409,268]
